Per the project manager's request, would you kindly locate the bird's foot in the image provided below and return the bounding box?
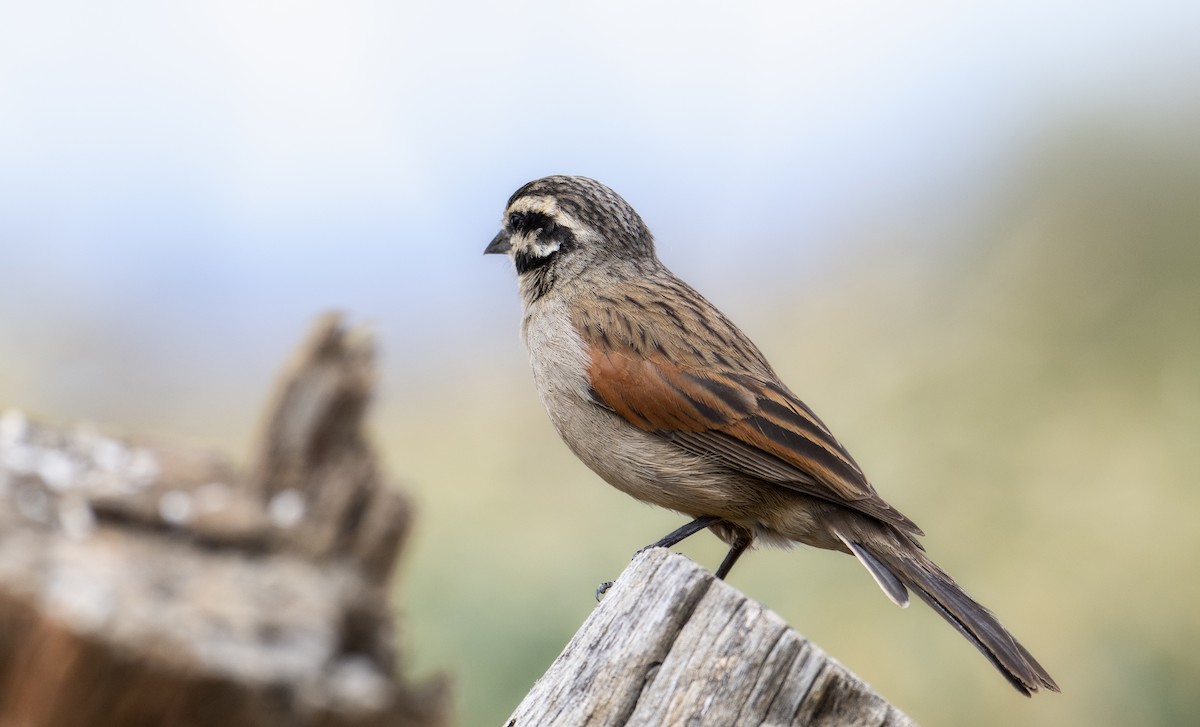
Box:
[595,580,615,601]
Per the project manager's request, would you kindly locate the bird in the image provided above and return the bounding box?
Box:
[484,174,1059,696]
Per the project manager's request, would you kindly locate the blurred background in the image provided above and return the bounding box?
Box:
[2,1,1199,724]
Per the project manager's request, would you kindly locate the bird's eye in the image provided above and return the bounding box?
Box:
[509,212,525,231]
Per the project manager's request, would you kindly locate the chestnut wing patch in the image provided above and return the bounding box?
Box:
[586,347,751,431]
[587,345,923,537]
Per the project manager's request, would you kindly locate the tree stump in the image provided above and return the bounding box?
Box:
[508,548,915,727]
[0,314,448,727]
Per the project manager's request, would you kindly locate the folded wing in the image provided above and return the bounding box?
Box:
[585,342,923,539]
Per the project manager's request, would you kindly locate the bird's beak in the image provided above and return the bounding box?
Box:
[484,231,512,255]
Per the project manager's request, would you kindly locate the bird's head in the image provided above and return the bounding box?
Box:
[485,175,656,300]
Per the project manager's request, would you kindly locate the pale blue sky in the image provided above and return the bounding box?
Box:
[1,0,1197,421]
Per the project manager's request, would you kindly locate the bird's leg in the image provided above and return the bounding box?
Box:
[596,515,723,601]
[714,533,752,580]
[638,515,722,553]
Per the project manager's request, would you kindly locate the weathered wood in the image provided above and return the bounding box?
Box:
[0,314,448,727]
[508,549,915,727]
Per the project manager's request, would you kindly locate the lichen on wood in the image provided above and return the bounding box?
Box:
[0,313,447,727]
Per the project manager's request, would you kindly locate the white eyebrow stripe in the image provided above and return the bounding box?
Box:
[507,195,584,232]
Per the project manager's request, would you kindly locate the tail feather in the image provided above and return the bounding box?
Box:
[851,536,1059,696]
[836,532,910,608]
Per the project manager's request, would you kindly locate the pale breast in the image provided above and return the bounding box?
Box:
[521,295,593,410]
[520,295,767,520]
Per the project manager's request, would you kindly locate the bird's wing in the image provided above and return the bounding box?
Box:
[575,291,923,538]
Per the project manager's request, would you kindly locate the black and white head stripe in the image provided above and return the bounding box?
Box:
[510,208,577,275]
[506,176,656,261]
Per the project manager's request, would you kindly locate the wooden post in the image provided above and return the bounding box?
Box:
[508,548,915,727]
[0,314,448,727]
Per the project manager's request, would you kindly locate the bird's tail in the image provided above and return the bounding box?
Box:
[835,529,1060,696]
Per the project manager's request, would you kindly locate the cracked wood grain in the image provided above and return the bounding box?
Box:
[508,548,916,727]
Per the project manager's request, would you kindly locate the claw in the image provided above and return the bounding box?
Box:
[595,580,615,601]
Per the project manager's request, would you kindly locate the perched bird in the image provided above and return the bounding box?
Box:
[484,175,1058,696]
